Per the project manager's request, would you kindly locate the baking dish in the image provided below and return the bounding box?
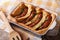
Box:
[7,2,57,35]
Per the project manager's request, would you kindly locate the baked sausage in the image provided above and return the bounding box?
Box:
[37,15,52,30]
[20,8,28,17]
[15,8,28,22]
[25,11,36,23]
[28,13,42,27]
[15,8,28,18]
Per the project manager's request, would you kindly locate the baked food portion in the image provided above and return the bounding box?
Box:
[8,2,56,34]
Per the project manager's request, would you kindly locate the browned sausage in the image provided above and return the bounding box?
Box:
[15,8,28,18]
[28,13,42,27]
[15,8,28,22]
[37,15,52,30]
[24,11,36,23]
[20,8,28,17]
